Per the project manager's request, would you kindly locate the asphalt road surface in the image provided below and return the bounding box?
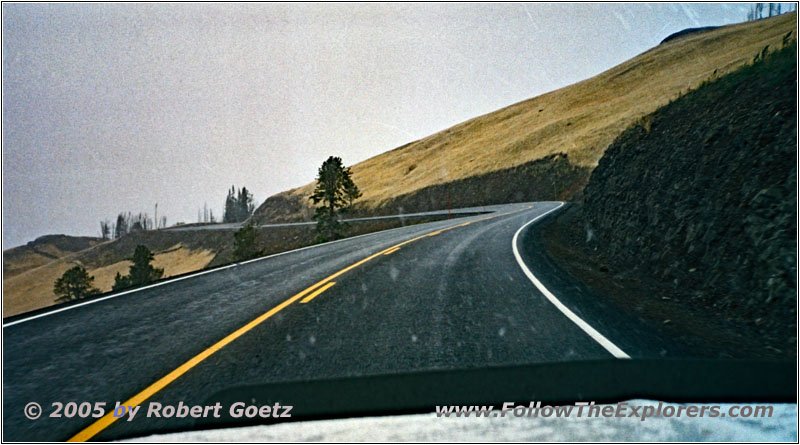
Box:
[3,202,680,441]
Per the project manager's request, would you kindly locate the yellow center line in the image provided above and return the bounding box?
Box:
[67,279,324,442]
[68,206,531,441]
[300,282,336,303]
[382,247,400,255]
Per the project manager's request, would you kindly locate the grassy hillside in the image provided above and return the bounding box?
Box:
[3,231,224,317]
[3,235,103,278]
[253,13,796,223]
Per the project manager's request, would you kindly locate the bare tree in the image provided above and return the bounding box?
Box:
[100,220,111,240]
[114,213,128,239]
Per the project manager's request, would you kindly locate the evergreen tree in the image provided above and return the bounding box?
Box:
[343,173,362,211]
[309,156,360,241]
[128,245,164,286]
[112,245,164,290]
[224,186,237,223]
[236,188,245,221]
[238,186,255,221]
[223,185,255,223]
[112,272,131,291]
[232,223,262,261]
[54,266,99,302]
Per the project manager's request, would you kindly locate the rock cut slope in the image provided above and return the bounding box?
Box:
[582,42,797,350]
[542,41,796,358]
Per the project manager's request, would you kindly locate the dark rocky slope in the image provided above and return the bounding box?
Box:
[542,43,796,357]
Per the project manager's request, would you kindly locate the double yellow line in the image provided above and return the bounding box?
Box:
[300,282,336,303]
[68,209,522,441]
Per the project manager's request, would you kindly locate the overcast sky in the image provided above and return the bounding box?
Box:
[3,3,758,248]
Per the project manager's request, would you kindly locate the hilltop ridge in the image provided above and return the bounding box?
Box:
[253,12,796,223]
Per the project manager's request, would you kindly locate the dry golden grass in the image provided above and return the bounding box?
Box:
[3,260,75,316]
[262,13,796,216]
[86,260,133,294]
[151,244,216,277]
[3,244,216,317]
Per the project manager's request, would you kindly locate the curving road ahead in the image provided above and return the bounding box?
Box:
[3,202,678,441]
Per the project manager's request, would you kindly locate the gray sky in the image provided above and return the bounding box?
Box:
[3,3,756,248]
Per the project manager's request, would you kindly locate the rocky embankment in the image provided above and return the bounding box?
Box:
[546,43,796,356]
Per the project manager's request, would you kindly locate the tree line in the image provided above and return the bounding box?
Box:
[53,244,163,302]
[747,3,796,21]
[224,186,255,223]
[98,186,257,239]
[100,211,167,240]
[194,186,256,224]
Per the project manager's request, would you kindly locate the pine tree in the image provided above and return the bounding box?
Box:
[343,173,362,212]
[223,186,255,223]
[112,245,164,290]
[224,186,237,223]
[232,223,262,261]
[309,156,360,241]
[112,272,131,291]
[238,187,254,221]
[54,266,100,302]
[128,245,164,286]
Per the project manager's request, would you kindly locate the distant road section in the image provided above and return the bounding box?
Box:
[166,204,501,231]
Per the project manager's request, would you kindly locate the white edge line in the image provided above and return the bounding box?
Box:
[511,202,631,359]
[4,206,519,328]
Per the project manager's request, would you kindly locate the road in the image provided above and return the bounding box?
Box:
[3,202,679,441]
[166,204,503,231]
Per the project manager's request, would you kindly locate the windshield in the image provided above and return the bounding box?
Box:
[2,3,796,442]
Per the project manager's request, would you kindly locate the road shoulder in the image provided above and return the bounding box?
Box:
[535,204,792,360]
